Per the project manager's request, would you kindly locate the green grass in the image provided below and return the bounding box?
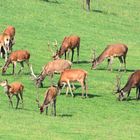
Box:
[0,0,140,139]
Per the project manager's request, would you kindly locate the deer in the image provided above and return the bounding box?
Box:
[58,69,88,98]
[0,34,11,61]
[0,80,24,109]
[2,50,34,75]
[3,25,16,52]
[115,70,140,101]
[36,86,59,116]
[31,59,72,88]
[52,35,80,63]
[91,44,128,72]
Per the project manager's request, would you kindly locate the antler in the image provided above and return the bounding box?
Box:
[53,40,58,51]
[47,41,55,55]
[30,64,37,80]
[113,73,122,94]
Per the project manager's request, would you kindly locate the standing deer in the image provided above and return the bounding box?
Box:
[58,69,88,97]
[36,86,59,116]
[115,70,140,101]
[91,44,128,71]
[31,59,72,88]
[3,25,16,51]
[2,50,34,75]
[53,35,80,62]
[0,80,24,109]
[0,34,11,61]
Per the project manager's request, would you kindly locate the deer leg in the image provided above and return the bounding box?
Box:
[15,94,20,109]
[65,52,67,59]
[109,57,113,71]
[46,107,48,115]
[118,56,123,72]
[19,91,24,108]
[107,58,111,70]
[67,81,74,97]
[123,55,126,72]
[138,87,140,100]
[49,74,54,85]
[71,83,76,91]
[80,81,85,98]
[71,49,74,62]
[8,95,13,108]
[84,80,88,98]
[3,47,8,62]
[12,62,17,75]
[53,99,56,116]
[77,46,80,63]
[18,62,24,74]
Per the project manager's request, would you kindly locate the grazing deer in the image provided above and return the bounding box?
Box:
[31,59,72,88]
[58,69,88,97]
[36,86,59,116]
[91,44,128,71]
[0,80,24,109]
[115,70,140,101]
[3,25,16,51]
[2,50,33,75]
[53,35,80,62]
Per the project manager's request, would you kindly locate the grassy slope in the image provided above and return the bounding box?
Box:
[0,0,140,139]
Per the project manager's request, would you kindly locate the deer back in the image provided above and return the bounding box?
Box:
[9,50,30,61]
[9,82,24,94]
[3,26,15,38]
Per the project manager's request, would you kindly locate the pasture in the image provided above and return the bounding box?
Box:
[0,0,140,139]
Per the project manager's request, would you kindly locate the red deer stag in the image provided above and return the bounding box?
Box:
[91,44,128,71]
[58,69,88,97]
[31,59,72,88]
[36,86,59,116]
[0,80,24,109]
[115,70,140,101]
[53,35,80,63]
[2,50,34,75]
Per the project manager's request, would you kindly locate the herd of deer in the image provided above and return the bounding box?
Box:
[0,25,140,116]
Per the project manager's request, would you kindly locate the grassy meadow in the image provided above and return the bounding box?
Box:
[0,0,140,139]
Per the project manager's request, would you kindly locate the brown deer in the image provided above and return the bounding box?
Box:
[0,34,11,61]
[91,44,128,71]
[2,50,34,75]
[58,69,88,97]
[36,86,59,116]
[3,25,16,51]
[115,70,140,101]
[53,35,80,62]
[31,59,72,88]
[0,80,24,109]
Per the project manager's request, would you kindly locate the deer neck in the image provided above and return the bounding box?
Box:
[96,53,106,64]
[121,80,132,93]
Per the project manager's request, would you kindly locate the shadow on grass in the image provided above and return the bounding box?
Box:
[92,68,135,73]
[58,114,72,118]
[92,9,117,16]
[73,60,90,64]
[41,0,59,4]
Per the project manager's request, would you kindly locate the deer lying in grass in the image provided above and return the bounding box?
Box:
[58,69,88,97]
[115,70,140,101]
[2,50,34,75]
[36,86,59,116]
[91,44,128,71]
[0,80,24,109]
[31,59,72,88]
[52,36,80,62]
